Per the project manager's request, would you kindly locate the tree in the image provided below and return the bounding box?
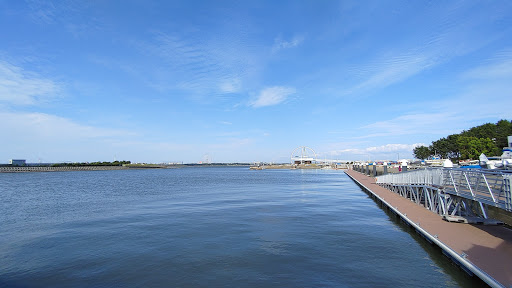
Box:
[424,120,511,160]
[461,120,512,156]
[430,134,460,159]
[457,136,495,160]
[413,146,431,159]
[495,120,512,150]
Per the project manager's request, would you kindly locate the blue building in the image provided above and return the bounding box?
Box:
[9,159,26,165]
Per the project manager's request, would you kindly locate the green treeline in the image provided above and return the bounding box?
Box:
[51,161,131,167]
[413,120,512,160]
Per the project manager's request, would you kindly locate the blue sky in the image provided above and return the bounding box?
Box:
[1,0,511,164]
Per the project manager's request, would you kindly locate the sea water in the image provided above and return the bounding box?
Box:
[0,167,483,287]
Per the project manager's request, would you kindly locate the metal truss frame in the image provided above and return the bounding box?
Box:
[376,168,512,219]
[378,183,485,218]
[442,169,512,213]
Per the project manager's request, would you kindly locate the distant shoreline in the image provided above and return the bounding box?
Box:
[0,163,254,173]
[0,165,156,173]
[250,163,349,170]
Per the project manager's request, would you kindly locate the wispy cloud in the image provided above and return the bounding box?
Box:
[219,78,242,93]
[26,0,101,37]
[140,31,261,100]
[348,48,512,147]
[250,86,296,108]
[462,48,512,80]
[0,61,61,106]
[346,51,434,95]
[359,112,461,138]
[272,35,304,53]
[449,49,512,121]
[325,143,424,160]
[342,2,504,97]
[27,0,58,24]
[0,112,135,140]
[366,143,424,153]
[353,48,512,139]
[0,111,170,162]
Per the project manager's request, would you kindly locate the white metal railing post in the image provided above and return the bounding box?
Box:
[504,174,512,211]
[482,174,497,203]
[464,172,476,198]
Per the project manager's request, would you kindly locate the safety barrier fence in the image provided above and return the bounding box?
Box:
[375,168,512,214]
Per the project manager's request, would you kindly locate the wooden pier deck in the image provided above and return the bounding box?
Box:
[345,169,512,288]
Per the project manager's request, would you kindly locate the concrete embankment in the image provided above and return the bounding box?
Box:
[345,169,512,288]
[0,166,156,173]
[250,164,349,170]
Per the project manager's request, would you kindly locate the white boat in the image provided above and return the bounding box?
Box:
[424,156,452,167]
[479,136,512,170]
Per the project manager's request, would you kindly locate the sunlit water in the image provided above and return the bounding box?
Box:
[0,167,483,287]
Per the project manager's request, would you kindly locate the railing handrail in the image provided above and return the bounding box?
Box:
[376,167,512,212]
[376,167,444,186]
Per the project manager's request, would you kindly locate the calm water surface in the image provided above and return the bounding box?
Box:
[0,167,483,287]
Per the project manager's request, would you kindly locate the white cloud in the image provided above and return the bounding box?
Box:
[333,143,423,155]
[366,143,424,153]
[0,61,60,106]
[326,143,425,161]
[0,111,199,163]
[250,86,296,108]
[272,35,304,53]
[219,78,242,93]
[360,112,460,138]
[0,112,135,140]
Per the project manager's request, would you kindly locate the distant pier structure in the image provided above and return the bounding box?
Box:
[290,146,317,165]
[9,159,26,165]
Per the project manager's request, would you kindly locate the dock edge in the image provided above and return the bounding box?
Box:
[345,171,505,288]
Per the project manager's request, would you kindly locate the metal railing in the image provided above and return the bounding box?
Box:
[442,169,512,212]
[376,168,512,212]
[376,168,443,186]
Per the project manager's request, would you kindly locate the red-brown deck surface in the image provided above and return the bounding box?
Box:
[345,169,512,287]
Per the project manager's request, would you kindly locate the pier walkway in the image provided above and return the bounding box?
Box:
[345,169,512,288]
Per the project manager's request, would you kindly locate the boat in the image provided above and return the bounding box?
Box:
[424,156,453,167]
[479,136,512,170]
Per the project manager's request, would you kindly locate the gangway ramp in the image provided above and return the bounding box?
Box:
[346,169,512,288]
[376,168,512,218]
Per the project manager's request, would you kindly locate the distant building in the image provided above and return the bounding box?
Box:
[290,146,317,165]
[9,159,26,166]
[292,157,314,165]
